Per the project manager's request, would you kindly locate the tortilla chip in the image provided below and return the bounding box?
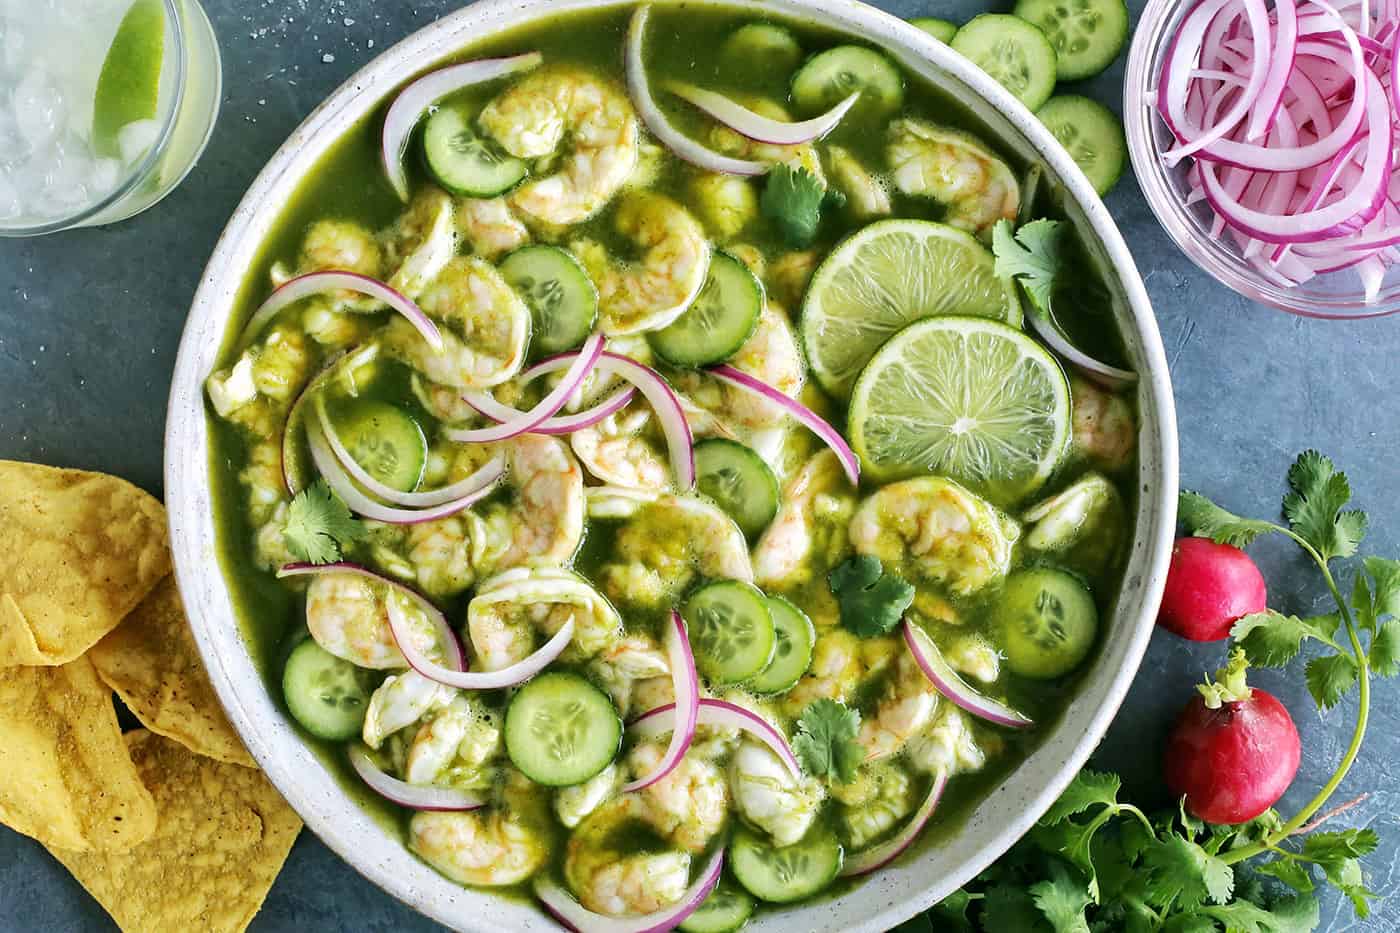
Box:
[47,730,302,933]
[0,657,157,851]
[0,461,171,667]
[90,576,255,768]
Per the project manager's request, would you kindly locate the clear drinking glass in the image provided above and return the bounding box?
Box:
[0,0,221,237]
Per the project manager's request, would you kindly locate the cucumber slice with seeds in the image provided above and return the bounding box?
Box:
[499,245,599,357]
[951,15,1058,112]
[333,400,427,493]
[1000,567,1098,678]
[1013,0,1129,81]
[423,106,528,198]
[682,581,775,685]
[748,596,816,694]
[791,46,904,120]
[282,639,374,741]
[732,825,843,903]
[679,881,755,933]
[694,439,780,538]
[1036,95,1126,195]
[505,672,621,786]
[649,252,764,368]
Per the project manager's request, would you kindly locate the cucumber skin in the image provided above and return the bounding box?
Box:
[648,252,764,369]
[951,15,1058,112]
[504,672,621,787]
[1012,0,1129,81]
[282,640,370,742]
[1035,95,1126,196]
[693,438,780,539]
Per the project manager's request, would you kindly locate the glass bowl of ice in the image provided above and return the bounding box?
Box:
[0,0,221,236]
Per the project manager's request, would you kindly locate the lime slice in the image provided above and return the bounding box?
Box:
[800,220,1022,400]
[848,316,1071,502]
[92,0,166,157]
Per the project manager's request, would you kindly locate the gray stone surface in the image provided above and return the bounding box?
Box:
[0,0,1396,929]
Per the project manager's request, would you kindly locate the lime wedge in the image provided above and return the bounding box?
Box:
[92,0,166,157]
[848,316,1070,502]
[800,219,1022,400]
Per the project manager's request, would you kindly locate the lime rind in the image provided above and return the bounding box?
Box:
[800,219,1022,400]
[848,315,1071,502]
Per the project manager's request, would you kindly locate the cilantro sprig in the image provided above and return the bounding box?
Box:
[792,698,863,784]
[282,479,365,564]
[761,164,837,248]
[828,554,915,638]
[921,450,1394,932]
[992,218,1068,315]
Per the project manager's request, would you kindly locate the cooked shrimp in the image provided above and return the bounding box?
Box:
[404,694,503,788]
[382,187,458,299]
[729,740,823,847]
[479,66,639,227]
[858,651,940,762]
[627,743,729,853]
[674,305,804,430]
[362,670,455,749]
[944,633,1000,684]
[887,118,1019,239]
[250,326,313,403]
[588,634,670,717]
[574,191,712,335]
[455,195,530,260]
[409,770,549,887]
[690,172,759,240]
[849,476,1020,595]
[827,145,892,219]
[304,574,444,669]
[766,249,819,308]
[1070,375,1136,473]
[831,761,915,849]
[781,629,900,717]
[271,219,386,312]
[490,434,586,569]
[906,704,986,778]
[754,450,857,589]
[555,763,621,828]
[467,567,622,670]
[239,441,287,526]
[404,515,478,599]
[565,796,690,916]
[571,401,671,490]
[384,256,531,390]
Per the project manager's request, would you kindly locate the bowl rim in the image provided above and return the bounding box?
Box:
[165,1,1179,930]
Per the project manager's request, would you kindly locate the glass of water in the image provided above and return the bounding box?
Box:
[0,0,221,236]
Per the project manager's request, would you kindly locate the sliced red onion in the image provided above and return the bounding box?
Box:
[665,81,859,145]
[348,744,486,811]
[315,395,505,507]
[570,352,698,487]
[840,768,950,877]
[240,272,443,351]
[621,611,699,793]
[630,698,802,782]
[444,333,604,443]
[1024,309,1138,390]
[380,52,543,201]
[388,595,574,690]
[306,419,504,524]
[536,846,724,933]
[626,6,767,177]
[464,384,637,435]
[903,621,1033,729]
[279,345,378,496]
[707,364,859,486]
[276,561,465,672]
[1244,0,1297,141]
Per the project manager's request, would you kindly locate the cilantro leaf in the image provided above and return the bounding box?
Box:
[1178,491,1279,548]
[1040,770,1122,827]
[1230,611,1338,668]
[1370,619,1400,677]
[1282,450,1368,560]
[1363,556,1400,619]
[792,698,862,783]
[1141,835,1234,909]
[992,218,1066,314]
[1255,858,1315,894]
[1301,828,1379,862]
[1304,653,1359,709]
[283,480,364,565]
[983,882,1052,932]
[761,164,826,247]
[828,555,915,638]
[1030,861,1093,933]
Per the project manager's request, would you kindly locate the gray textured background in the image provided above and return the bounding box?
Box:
[1,0,1396,929]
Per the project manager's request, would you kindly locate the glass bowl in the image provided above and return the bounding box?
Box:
[1123,0,1400,319]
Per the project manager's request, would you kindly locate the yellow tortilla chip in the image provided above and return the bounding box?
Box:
[91,576,255,768]
[47,730,302,933]
[0,461,171,667]
[0,657,157,851]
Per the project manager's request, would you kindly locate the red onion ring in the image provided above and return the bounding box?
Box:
[388,596,574,690]
[535,846,724,933]
[348,744,486,811]
[839,768,950,876]
[1024,309,1138,389]
[464,383,637,435]
[620,611,699,793]
[380,52,543,201]
[630,698,803,782]
[444,333,605,443]
[279,345,377,496]
[665,81,860,145]
[240,272,443,351]
[903,621,1033,729]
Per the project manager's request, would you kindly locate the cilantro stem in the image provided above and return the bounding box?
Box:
[1222,530,1371,866]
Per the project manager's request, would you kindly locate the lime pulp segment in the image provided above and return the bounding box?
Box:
[92,0,167,157]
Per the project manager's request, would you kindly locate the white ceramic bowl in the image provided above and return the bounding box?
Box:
[165,2,1179,929]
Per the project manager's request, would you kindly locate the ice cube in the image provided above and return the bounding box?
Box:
[13,68,61,149]
[1,21,29,73]
[117,118,159,165]
[89,156,120,195]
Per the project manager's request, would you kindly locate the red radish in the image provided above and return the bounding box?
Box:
[1164,650,1300,824]
[1158,537,1267,641]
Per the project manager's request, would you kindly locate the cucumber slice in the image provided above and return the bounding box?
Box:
[1013,0,1129,81]
[1000,567,1098,678]
[333,399,427,493]
[682,581,775,685]
[910,17,958,43]
[731,825,843,903]
[748,596,816,694]
[649,252,764,368]
[422,106,528,198]
[791,46,905,120]
[694,439,780,538]
[505,672,621,786]
[282,639,374,741]
[951,15,1058,112]
[679,881,755,933]
[722,23,803,76]
[1036,95,1126,196]
[499,245,599,357]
